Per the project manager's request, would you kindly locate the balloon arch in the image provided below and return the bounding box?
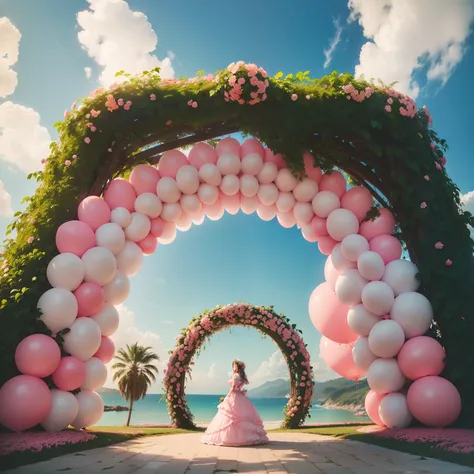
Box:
[0,62,473,432]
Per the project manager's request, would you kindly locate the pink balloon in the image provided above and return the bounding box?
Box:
[302,225,318,243]
[158,150,188,178]
[241,138,264,157]
[220,192,241,215]
[369,234,402,265]
[188,142,218,169]
[311,215,329,237]
[0,375,52,431]
[320,336,364,380]
[365,390,386,426]
[138,233,158,255]
[216,137,241,157]
[324,256,341,291]
[15,334,61,378]
[150,216,166,238]
[319,171,347,198]
[94,336,115,364]
[341,187,373,222]
[129,164,160,195]
[103,178,137,212]
[78,196,111,231]
[74,282,105,318]
[398,336,445,381]
[52,356,86,391]
[360,208,395,241]
[309,282,357,343]
[264,148,285,169]
[303,152,322,182]
[56,220,96,257]
[407,376,461,427]
[318,236,337,255]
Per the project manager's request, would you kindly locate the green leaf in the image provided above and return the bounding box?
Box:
[274,71,284,79]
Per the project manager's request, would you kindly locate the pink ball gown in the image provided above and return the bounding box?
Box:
[201,373,269,446]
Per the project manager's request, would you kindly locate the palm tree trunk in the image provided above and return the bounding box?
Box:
[126,399,134,426]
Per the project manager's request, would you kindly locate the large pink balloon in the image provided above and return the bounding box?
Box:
[359,208,395,241]
[217,137,241,157]
[138,233,158,255]
[309,282,357,343]
[264,148,285,169]
[341,187,373,222]
[94,336,116,364]
[189,142,218,169]
[320,337,364,380]
[150,216,166,238]
[0,375,52,431]
[369,234,402,265]
[311,215,329,237]
[318,236,337,255]
[129,164,160,195]
[15,334,61,378]
[407,376,461,427]
[303,152,322,182]
[398,336,445,380]
[56,220,96,257]
[158,150,188,178]
[365,390,386,426]
[319,171,347,198]
[78,196,111,231]
[242,138,264,157]
[52,356,86,391]
[74,282,105,317]
[103,178,137,212]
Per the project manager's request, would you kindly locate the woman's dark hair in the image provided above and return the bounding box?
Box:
[233,359,249,385]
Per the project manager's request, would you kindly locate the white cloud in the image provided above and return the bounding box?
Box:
[167,50,176,61]
[323,18,343,69]
[77,0,174,87]
[0,102,51,173]
[84,66,92,79]
[348,0,474,98]
[250,351,289,387]
[0,17,21,98]
[461,190,474,239]
[0,180,13,217]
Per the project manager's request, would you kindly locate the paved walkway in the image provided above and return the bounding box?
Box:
[4,432,473,474]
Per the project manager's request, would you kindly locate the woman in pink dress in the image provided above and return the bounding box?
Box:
[201,360,269,446]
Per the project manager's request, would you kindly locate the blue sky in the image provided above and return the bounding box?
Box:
[1,0,473,393]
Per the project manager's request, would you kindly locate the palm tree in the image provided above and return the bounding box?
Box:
[111,343,159,426]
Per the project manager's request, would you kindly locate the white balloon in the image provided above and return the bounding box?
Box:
[241,195,260,214]
[241,152,264,175]
[72,390,104,429]
[390,292,433,339]
[63,318,101,361]
[199,163,222,186]
[217,153,241,175]
[367,358,405,394]
[180,194,201,214]
[176,165,200,194]
[124,212,151,242]
[156,177,181,203]
[361,281,395,316]
[312,190,340,218]
[103,270,130,304]
[277,211,296,228]
[352,337,378,371]
[275,168,298,192]
[276,192,296,213]
[368,320,405,358]
[326,208,359,241]
[82,247,117,286]
[347,304,381,336]
[358,251,385,281]
[80,357,108,391]
[134,193,162,219]
[293,178,318,203]
[91,303,120,336]
[41,389,79,432]
[379,392,413,428]
[335,269,368,306]
[116,241,143,276]
[331,243,356,272]
[341,234,370,263]
[47,253,84,291]
[382,259,420,296]
[220,174,240,196]
[198,183,219,205]
[257,204,276,221]
[258,183,279,206]
[161,202,182,223]
[257,162,278,184]
[240,175,259,197]
[293,202,314,224]
[110,207,131,228]
[38,288,78,334]
[95,223,126,255]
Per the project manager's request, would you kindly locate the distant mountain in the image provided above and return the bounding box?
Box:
[97,387,121,395]
[247,379,289,398]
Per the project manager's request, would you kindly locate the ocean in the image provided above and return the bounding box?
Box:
[98,393,369,426]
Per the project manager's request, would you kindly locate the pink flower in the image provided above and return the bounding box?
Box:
[420,202,427,209]
[440,156,447,166]
[387,98,393,105]
[126,101,132,107]
[124,104,130,111]
[435,162,442,170]
[445,259,453,267]
[90,126,96,132]
[150,94,156,101]
[430,142,436,150]
[435,242,444,250]
[64,110,69,119]
[166,120,172,125]
[385,105,392,112]
[72,154,78,160]
[237,77,245,85]
[65,160,71,167]
[86,114,90,119]
[118,98,124,106]
[192,101,198,108]
[41,159,46,164]
[27,237,34,244]
[291,94,298,101]
[424,175,430,181]
[108,148,113,152]
[84,137,91,144]
[91,109,100,118]
[306,95,311,100]
[187,100,193,106]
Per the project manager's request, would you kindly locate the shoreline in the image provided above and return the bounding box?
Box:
[320,401,365,413]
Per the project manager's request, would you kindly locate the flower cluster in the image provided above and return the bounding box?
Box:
[343,84,374,103]
[222,62,269,105]
[162,303,314,429]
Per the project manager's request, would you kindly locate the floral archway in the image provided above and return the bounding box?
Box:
[163,304,313,429]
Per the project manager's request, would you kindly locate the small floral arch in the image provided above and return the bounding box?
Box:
[163,303,314,429]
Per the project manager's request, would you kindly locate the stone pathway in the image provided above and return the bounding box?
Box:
[4,432,473,474]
